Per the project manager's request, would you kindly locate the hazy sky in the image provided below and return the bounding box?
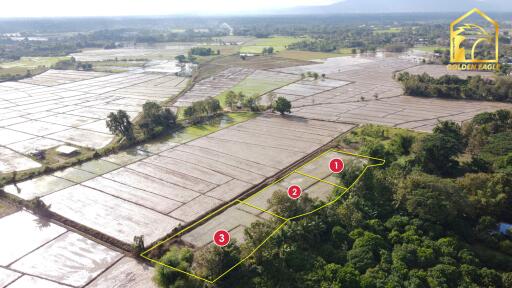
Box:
[0,0,339,17]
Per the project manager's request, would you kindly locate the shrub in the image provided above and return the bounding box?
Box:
[274,97,292,115]
[106,110,135,142]
[183,97,222,123]
[132,235,144,256]
[138,102,177,137]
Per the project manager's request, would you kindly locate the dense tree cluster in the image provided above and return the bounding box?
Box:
[154,110,512,287]
[106,110,135,142]
[396,72,512,102]
[183,97,222,123]
[190,47,218,56]
[138,101,177,137]
[273,97,292,115]
[224,91,261,112]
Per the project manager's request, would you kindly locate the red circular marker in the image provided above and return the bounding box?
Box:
[287,185,302,200]
[213,230,230,247]
[329,158,345,173]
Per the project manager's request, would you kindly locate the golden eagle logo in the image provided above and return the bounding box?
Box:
[450,8,498,64]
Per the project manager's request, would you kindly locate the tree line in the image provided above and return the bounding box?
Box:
[396,72,512,103]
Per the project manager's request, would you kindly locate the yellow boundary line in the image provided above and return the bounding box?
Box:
[141,149,385,283]
[294,170,348,190]
[235,199,288,221]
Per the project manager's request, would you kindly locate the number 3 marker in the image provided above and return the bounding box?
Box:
[287,185,302,200]
[213,230,230,247]
[329,158,345,173]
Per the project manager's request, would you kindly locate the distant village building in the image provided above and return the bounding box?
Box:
[176,63,197,77]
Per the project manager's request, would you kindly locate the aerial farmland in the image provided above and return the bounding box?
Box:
[1,7,512,288]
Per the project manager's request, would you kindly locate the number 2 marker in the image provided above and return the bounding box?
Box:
[287,185,302,200]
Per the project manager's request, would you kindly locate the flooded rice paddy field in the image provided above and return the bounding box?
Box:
[4,115,353,246]
[156,150,369,282]
[1,51,512,286]
[0,210,157,288]
[174,67,253,107]
[0,69,188,173]
[70,43,197,62]
[267,56,512,131]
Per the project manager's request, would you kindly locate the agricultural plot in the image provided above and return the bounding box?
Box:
[228,70,299,96]
[174,67,253,107]
[241,150,370,219]
[218,70,300,105]
[402,64,495,78]
[19,69,109,86]
[276,50,346,61]
[85,257,156,288]
[3,116,354,248]
[0,69,187,173]
[141,149,384,284]
[260,78,351,107]
[240,36,305,54]
[270,55,512,131]
[291,92,512,132]
[272,56,375,75]
[0,211,123,288]
[0,57,70,70]
[192,55,312,86]
[70,43,195,62]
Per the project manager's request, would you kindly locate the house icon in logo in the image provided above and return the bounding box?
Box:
[450,8,499,64]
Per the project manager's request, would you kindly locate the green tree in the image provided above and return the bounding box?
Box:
[106,110,135,142]
[396,172,464,225]
[274,97,292,115]
[138,102,177,137]
[153,247,201,288]
[348,247,377,272]
[415,121,466,176]
[308,263,361,288]
[175,55,186,63]
[389,133,415,155]
[194,243,242,285]
[503,272,512,287]
[224,91,238,110]
[457,173,510,219]
[427,264,461,287]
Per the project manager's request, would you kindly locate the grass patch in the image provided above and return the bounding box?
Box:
[0,198,18,218]
[90,60,146,67]
[338,48,354,54]
[412,46,445,52]
[374,27,402,34]
[276,50,344,61]
[341,124,424,148]
[240,36,306,54]
[216,75,297,107]
[0,56,71,81]
[0,56,70,69]
[40,146,96,169]
[162,112,257,143]
[200,45,241,56]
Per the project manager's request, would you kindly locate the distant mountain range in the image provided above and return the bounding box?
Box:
[282,0,512,14]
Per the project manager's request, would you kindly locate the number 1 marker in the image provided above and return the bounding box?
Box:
[329,158,345,173]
